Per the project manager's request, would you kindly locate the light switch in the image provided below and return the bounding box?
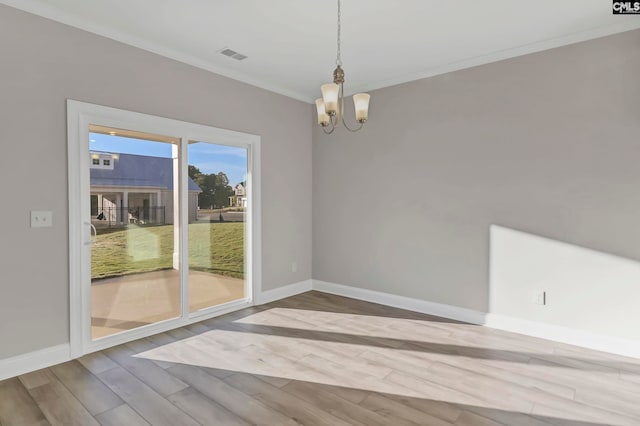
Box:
[31,210,53,228]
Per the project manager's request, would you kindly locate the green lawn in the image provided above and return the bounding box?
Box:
[91,222,244,280]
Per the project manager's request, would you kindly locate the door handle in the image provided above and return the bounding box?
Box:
[84,222,97,246]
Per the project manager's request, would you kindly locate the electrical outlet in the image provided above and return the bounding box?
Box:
[534,290,546,306]
[291,262,297,273]
[31,210,53,228]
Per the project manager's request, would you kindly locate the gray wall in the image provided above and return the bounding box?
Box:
[313,29,640,321]
[0,5,312,359]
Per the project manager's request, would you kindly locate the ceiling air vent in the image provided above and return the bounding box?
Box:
[219,48,248,61]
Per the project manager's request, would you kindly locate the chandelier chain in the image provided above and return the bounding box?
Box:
[336,0,342,66]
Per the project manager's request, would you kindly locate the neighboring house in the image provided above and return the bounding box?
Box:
[90,151,201,226]
[229,182,247,208]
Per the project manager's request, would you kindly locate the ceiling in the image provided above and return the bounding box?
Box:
[3,0,640,102]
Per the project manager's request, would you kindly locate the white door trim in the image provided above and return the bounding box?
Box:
[67,99,261,357]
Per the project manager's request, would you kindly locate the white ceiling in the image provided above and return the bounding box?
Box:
[3,0,640,102]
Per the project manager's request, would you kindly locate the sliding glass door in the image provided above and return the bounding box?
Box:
[67,100,260,356]
[88,127,181,339]
[187,141,248,313]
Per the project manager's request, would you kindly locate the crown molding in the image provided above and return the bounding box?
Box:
[0,0,312,103]
[346,20,640,96]
[4,1,640,104]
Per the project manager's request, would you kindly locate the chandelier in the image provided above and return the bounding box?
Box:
[315,0,370,134]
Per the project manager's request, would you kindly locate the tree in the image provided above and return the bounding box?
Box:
[213,172,233,209]
[198,173,218,209]
[188,165,203,182]
[188,165,233,209]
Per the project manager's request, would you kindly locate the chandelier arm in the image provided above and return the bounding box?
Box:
[340,115,364,132]
[338,82,364,132]
[322,124,336,135]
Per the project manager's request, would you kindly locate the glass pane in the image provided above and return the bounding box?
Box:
[89,127,181,339]
[188,142,247,312]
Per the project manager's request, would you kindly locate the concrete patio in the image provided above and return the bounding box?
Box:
[91,269,245,339]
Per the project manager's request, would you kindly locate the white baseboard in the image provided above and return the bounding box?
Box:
[312,280,487,325]
[484,314,640,359]
[0,344,70,381]
[311,279,640,359]
[256,279,313,305]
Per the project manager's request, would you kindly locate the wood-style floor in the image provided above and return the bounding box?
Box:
[1,291,640,426]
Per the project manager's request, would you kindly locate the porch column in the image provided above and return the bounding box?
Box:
[122,191,129,224]
[115,194,122,223]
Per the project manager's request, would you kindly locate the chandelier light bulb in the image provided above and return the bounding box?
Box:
[321,83,339,115]
[352,93,370,122]
[315,98,330,126]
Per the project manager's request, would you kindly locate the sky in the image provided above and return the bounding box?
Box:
[90,132,247,185]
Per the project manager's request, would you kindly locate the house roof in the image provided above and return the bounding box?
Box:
[90,153,201,191]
